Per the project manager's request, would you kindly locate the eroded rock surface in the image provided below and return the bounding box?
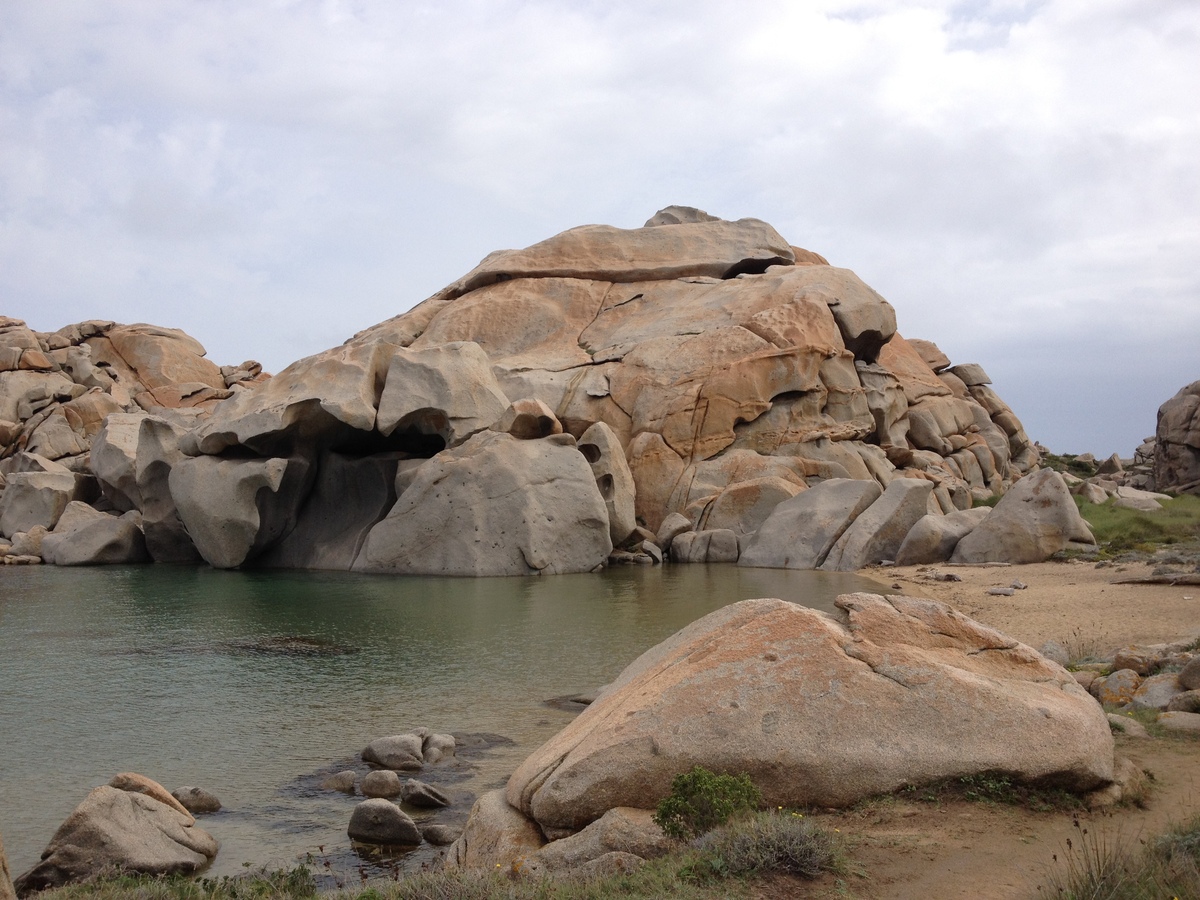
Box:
[3,209,1042,574]
[1155,380,1200,494]
[13,784,217,894]
[506,594,1113,835]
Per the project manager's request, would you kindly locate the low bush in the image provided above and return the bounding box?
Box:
[687,810,841,880]
[653,766,763,840]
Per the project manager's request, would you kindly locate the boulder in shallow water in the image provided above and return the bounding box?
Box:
[171,787,221,815]
[400,779,451,809]
[354,431,611,576]
[738,478,882,570]
[13,786,217,894]
[362,734,425,772]
[361,770,403,799]
[820,477,933,571]
[321,771,357,793]
[422,732,456,764]
[347,799,421,846]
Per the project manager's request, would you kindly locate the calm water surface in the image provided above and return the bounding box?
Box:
[0,564,882,882]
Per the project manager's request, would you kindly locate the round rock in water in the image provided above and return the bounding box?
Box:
[400,779,451,808]
[422,732,456,764]
[347,799,421,846]
[362,734,424,771]
[320,770,357,793]
[171,786,222,814]
[361,769,403,799]
[420,824,460,846]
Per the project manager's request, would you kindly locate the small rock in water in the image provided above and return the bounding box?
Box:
[420,824,460,846]
[422,732,456,764]
[400,779,451,809]
[321,770,357,793]
[362,733,425,771]
[171,786,221,814]
[361,770,403,799]
[347,799,421,845]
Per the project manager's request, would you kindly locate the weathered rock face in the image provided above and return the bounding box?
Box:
[13,785,218,894]
[951,468,1094,564]
[507,594,1113,834]
[0,317,265,471]
[1154,380,1200,494]
[354,431,611,576]
[3,208,1040,574]
[738,478,882,570]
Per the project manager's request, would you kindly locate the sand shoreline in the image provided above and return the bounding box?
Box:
[861,556,1199,657]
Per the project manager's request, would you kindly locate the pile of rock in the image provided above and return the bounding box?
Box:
[1067,642,1200,735]
[0,317,267,565]
[327,729,464,849]
[12,773,219,895]
[3,208,1051,575]
[444,593,1119,873]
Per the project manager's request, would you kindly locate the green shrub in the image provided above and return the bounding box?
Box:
[688,810,841,879]
[653,767,763,840]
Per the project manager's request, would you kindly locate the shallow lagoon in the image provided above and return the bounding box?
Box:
[0,563,883,881]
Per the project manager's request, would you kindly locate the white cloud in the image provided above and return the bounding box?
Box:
[1,0,1197,455]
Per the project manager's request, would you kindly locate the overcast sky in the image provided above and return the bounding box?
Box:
[2,1,1196,457]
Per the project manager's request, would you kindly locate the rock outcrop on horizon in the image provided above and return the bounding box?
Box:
[1154,380,1200,495]
[2,207,1049,574]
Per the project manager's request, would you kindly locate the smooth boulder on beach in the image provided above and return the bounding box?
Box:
[507,594,1114,834]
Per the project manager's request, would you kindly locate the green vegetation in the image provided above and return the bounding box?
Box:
[28,810,845,900]
[685,810,842,881]
[1037,814,1200,899]
[901,773,1085,812]
[1075,494,1200,553]
[1042,453,1102,480]
[653,767,763,840]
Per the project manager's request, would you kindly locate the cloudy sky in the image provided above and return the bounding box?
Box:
[1,1,1196,456]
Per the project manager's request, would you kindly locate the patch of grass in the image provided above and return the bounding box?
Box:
[1043,453,1101,479]
[28,868,318,900]
[654,767,763,840]
[1059,627,1113,670]
[906,773,1085,812]
[1076,495,1200,553]
[1035,814,1200,899]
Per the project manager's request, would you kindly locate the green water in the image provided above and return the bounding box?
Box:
[0,563,883,882]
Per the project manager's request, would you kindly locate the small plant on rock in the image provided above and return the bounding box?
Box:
[654,766,763,840]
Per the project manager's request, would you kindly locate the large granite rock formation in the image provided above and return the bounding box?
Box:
[3,208,1043,573]
[505,595,1113,836]
[0,316,266,554]
[1154,380,1200,495]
